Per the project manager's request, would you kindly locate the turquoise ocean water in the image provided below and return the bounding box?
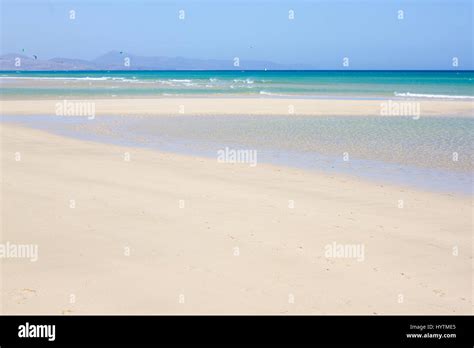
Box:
[1,71,472,194]
[1,70,473,99]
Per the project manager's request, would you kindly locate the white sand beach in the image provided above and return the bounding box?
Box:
[1,121,471,314]
[1,97,473,117]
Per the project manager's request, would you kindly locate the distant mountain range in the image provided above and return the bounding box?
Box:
[0,51,309,70]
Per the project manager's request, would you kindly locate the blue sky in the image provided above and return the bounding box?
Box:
[0,0,472,69]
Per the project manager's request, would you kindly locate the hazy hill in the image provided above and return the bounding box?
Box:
[0,51,296,70]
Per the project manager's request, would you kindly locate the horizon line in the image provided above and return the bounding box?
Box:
[0,69,474,73]
[1,69,473,73]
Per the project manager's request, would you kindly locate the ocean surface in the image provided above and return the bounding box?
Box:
[1,70,472,194]
[1,70,474,99]
[2,114,472,195]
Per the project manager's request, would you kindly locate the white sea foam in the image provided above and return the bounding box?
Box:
[233,79,254,84]
[0,76,147,82]
[259,90,286,96]
[0,76,110,81]
[394,92,474,100]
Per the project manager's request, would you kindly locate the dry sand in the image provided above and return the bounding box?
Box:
[0,123,471,314]
[1,97,473,117]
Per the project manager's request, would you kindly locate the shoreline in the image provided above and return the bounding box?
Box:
[1,97,473,117]
[1,123,472,314]
[1,114,472,197]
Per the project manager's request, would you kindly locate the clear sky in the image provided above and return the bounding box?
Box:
[0,0,472,69]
